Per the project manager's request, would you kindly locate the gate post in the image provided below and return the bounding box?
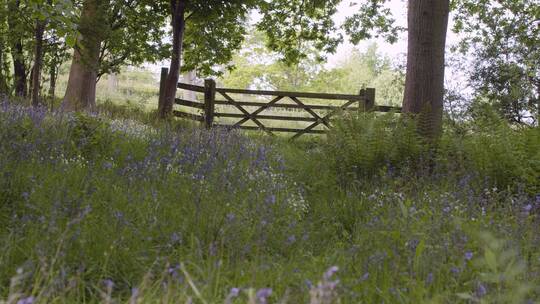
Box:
[204,79,216,128]
[158,67,169,103]
[359,88,376,112]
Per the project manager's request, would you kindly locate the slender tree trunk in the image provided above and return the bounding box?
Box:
[49,64,57,99]
[158,0,187,119]
[402,0,450,139]
[31,2,49,107]
[0,38,7,95]
[7,0,27,97]
[11,42,27,97]
[62,0,109,111]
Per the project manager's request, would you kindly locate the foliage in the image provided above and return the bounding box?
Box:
[325,109,540,193]
[257,0,343,65]
[98,0,170,77]
[451,0,540,124]
[343,0,405,44]
[180,1,253,77]
[326,112,424,182]
[0,100,539,303]
[221,35,404,106]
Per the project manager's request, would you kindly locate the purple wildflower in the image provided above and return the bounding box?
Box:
[256,288,272,304]
[450,267,461,275]
[103,278,114,291]
[226,213,236,222]
[476,283,487,297]
[129,287,139,304]
[287,235,296,245]
[323,266,339,280]
[360,272,369,282]
[265,194,276,205]
[103,161,113,170]
[17,296,35,304]
[170,232,181,245]
[465,251,474,261]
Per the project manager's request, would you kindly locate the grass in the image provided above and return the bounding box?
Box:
[0,94,539,303]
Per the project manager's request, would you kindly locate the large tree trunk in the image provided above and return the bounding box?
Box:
[402,0,450,139]
[62,0,109,111]
[7,0,27,97]
[158,0,187,119]
[31,16,47,107]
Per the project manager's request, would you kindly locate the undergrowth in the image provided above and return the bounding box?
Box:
[0,101,539,303]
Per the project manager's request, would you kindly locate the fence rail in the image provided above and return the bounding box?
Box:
[159,67,401,140]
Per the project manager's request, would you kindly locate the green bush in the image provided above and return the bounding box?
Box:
[325,110,539,192]
[326,112,426,184]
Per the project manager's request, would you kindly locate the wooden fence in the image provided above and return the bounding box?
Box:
[159,67,401,140]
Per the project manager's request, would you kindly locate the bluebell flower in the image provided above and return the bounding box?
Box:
[360,272,369,282]
[256,288,272,304]
[16,296,35,304]
[323,266,339,280]
[476,283,487,297]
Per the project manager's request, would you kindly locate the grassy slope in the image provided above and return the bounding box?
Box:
[0,93,539,303]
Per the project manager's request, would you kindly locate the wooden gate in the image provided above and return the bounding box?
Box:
[159,68,401,140]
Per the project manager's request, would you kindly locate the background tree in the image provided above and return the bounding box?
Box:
[222,34,404,106]
[43,30,71,101]
[0,1,9,95]
[344,0,450,139]
[256,0,342,65]
[158,0,256,118]
[62,0,110,111]
[158,0,347,118]
[6,0,32,97]
[62,0,168,110]
[30,0,53,107]
[403,0,450,139]
[452,0,540,125]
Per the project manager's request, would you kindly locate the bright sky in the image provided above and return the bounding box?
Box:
[327,0,407,66]
[327,0,461,67]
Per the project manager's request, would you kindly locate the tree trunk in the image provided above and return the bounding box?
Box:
[62,0,109,111]
[49,65,57,100]
[31,2,50,107]
[7,0,27,97]
[32,21,45,107]
[158,0,187,119]
[0,37,8,95]
[402,0,450,139]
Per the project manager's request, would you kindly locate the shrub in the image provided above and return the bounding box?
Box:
[326,112,425,184]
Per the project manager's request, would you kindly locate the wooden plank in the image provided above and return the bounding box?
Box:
[216,124,326,134]
[218,91,274,136]
[233,96,283,127]
[216,87,364,101]
[173,110,204,122]
[175,98,204,109]
[214,100,360,111]
[290,96,330,128]
[374,105,402,113]
[291,99,358,140]
[177,83,205,93]
[215,112,318,122]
